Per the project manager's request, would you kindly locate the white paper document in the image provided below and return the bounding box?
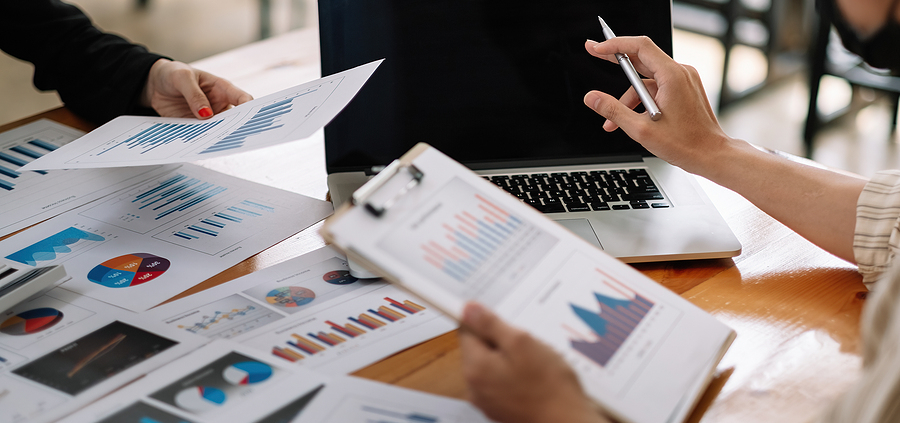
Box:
[145,246,455,374]
[21,60,383,171]
[0,288,204,423]
[0,119,173,238]
[61,340,493,423]
[322,145,735,423]
[0,164,333,311]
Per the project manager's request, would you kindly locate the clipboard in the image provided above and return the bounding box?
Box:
[321,143,464,317]
[320,143,734,423]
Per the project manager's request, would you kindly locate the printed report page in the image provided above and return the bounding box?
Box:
[325,145,734,423]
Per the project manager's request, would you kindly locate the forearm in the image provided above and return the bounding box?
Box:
[0,0,164,123]
[700,139,867,263]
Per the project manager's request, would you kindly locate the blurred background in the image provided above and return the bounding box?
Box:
[2,0,899,176]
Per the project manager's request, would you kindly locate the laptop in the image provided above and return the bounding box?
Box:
[319,0,740,277]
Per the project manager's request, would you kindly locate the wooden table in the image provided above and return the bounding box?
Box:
[1,27,867,423]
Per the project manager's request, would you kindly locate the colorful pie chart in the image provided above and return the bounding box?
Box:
[174,386,226,412]
[87,253,170,288]
[265,286,315,307]
[223,361,273,385]
[323,270,357,285]
[0,308,64,335]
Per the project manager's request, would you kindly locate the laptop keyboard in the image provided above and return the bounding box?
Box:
[483,169,669,214]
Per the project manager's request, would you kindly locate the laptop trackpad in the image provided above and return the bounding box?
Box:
[556,219,604,250]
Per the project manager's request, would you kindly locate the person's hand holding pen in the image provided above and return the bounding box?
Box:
[582,36,733,176]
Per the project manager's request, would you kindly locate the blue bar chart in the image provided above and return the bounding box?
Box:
[95,120,223,156]
[80,171,233,234]
[0,143,50,184]
[383,179,558,303]
[166,199,280,254]
[199,94,309,155]
[420,194,523,282]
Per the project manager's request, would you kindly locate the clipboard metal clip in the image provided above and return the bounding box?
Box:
[351,159,423,218]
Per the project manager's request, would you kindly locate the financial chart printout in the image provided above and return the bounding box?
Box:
[515,251,682,396]
[380,178,558,306]
[146,247,454,374]
[0,164,333,311]
[0,119,171,237]
[22,60,382,170]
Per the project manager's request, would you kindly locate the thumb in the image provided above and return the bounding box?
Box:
[584,90,642,133]
[461,302,515,349]
[174,72,214,119]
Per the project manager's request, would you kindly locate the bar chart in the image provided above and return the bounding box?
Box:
[171,200,273,242]
[0,139,56,191]
[95,120,223,157]
[566,269,654,367]
[421,194,523,283]
[199,92,314,155]
[21,60,383,170]
[270,297,426,363]
[166,198,280,255]
[383,179,557,304]
[0,120,173,240]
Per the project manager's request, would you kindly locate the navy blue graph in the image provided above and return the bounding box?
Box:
[0,139,57,191]
[96,120,223,156]
[131,173,228,220]
[173,200,273,241]
[200,91,316,155]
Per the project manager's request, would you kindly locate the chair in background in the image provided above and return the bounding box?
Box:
[804,11,900,157]
[673,0,807,111]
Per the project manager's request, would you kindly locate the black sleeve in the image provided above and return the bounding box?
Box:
[0,0,168,124]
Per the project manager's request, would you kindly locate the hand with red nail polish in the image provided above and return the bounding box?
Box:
[141,59,253,119]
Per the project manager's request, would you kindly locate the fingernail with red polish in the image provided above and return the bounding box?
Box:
[198,107,213,118]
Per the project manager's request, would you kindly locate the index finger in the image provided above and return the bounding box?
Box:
[585,36,672,79]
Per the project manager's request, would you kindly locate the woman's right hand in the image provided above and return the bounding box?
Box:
[582,37,734,177]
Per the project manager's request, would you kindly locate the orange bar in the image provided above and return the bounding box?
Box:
[345,323,367,335]
[281,347,305,360]
[359,314,386,327]
[323,332,345,343]
[404,300,426,311]
[292,334,326,351]
[379,306,405,320]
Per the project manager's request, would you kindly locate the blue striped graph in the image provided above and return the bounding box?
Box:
[173,200,274,241]
[421,194,522,282]
[96,120,223,156]
[130,173,228,220]
[199,91,316,155]
[0,138,59,190]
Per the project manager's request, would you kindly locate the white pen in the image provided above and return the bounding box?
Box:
[598,16,662,121]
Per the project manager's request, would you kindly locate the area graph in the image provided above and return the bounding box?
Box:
[566,268,654,367]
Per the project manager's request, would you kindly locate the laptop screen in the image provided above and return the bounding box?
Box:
[319,0,673,173]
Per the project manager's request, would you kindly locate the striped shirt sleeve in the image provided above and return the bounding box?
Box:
[854,170,900,286]
[816,258,900,423]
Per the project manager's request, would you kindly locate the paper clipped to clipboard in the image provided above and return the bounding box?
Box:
[321,143,735,423]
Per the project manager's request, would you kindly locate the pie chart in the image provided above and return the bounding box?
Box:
[265,286,315,307]
[222,361,273,385]
[0,308,64,335]
[323,270,357,285]
[87,253,170,288]
[174,386,226,412]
